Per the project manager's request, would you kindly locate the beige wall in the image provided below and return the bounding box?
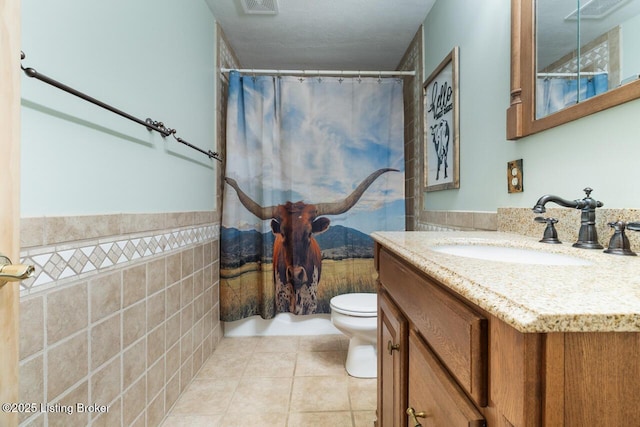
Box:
[18,212,221,427]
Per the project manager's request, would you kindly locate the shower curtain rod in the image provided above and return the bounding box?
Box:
[20,51,222,162]
[220,67,415,77]
[537,71,606,77]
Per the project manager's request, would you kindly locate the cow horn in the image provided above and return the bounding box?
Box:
[224,177,277,220]
[315,168,399,216]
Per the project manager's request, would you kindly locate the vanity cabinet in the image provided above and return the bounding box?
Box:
[378,289,408,427]
[375,242,640,427]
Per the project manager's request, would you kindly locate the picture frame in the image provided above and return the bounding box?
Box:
[423,46,460,192]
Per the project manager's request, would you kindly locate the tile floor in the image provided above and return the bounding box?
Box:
[161,334,377,427]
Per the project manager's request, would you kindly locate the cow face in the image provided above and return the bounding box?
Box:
[271,201,330,289]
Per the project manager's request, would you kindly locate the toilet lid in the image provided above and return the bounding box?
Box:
[330,293,377,317]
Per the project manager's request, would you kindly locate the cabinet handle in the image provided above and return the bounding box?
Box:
[406,407,427,427]
[387,340,400,355]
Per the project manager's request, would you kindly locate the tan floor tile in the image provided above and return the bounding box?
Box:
[219,412,287,427]
[338,336,350,350]
[295,351,348,376]
[165,334,377,426]
[254,335,300,352]
[228,377,292,413]
[214,336,260,354]
[298,334,343,351]
[287,411,353,427]
[291,376,350,412]
[161,414,223,427]
[196,352,251,379]
[245,351,296,377]
[353,410,376,427]
[348,377,377,410]
[170,378,238,415]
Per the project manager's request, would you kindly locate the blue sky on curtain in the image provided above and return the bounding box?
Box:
[221,71,405,321]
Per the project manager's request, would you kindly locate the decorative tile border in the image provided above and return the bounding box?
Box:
[19,224,219,296]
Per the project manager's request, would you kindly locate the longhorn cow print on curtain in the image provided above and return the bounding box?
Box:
[221,71,405,320]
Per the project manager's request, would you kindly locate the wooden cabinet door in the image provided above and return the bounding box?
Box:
[408,331,485,427]
[378,289,408,427]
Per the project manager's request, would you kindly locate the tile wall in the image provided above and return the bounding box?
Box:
[417,207,640,250]
[398,26,423,231]
[17,212,222,427]
[498,207,640,248]
[417,210,497,231]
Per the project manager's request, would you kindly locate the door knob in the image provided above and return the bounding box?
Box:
[0,253,35,286]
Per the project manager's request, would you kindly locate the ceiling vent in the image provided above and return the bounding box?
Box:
[241,0,279,15]
[565,0,629,20]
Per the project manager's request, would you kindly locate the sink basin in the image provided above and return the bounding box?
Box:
[430,245,591,266]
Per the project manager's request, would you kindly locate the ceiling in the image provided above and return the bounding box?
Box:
[205,0,436,71]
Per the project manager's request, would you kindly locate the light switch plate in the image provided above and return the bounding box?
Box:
[507,159,523,193]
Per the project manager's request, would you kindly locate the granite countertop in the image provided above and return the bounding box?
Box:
[371,231,640,333]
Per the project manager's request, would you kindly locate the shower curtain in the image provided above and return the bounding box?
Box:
[220,71,405,321]
[536,73,608,118]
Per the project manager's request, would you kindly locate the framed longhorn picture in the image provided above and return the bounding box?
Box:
[423,46,460,192]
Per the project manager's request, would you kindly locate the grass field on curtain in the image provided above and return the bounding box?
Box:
[221,258,377,320]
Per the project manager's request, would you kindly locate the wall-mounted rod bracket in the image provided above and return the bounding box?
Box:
[145,118,172,137]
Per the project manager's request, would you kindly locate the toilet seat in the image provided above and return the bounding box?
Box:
[330,293,377,317]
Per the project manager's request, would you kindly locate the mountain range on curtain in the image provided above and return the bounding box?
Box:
[221,71,405,321]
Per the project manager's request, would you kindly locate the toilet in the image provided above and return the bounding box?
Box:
[330,293,378,378]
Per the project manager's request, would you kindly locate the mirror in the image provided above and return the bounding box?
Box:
[507,0,640,139]
[537,0,640,118]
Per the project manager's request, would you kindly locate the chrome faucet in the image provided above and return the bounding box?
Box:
[532,188,604,249]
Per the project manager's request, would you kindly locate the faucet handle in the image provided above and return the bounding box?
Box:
[535,216,561,244]
[604,221,637,256]
[535,216,557,224]
[626,222,640,232]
